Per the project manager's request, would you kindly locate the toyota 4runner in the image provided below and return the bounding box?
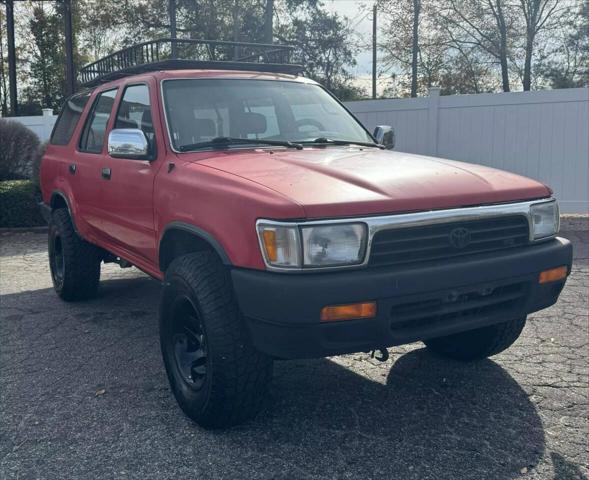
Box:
[40,40,572,428]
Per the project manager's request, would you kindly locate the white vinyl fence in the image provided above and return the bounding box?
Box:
[5,108,58,142]
[4,88,588,212]
[346,87,589,213]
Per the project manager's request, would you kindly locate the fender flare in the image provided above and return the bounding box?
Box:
[49,190,80,234]
[159,222,232,267]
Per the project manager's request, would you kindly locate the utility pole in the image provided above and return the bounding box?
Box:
[6,0,17,115]
[63,0,75,96]
[372,3,377,99]
[169,0,177,58]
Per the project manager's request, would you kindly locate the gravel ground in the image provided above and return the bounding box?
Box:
[1,227,587,480]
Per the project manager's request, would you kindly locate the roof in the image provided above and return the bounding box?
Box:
[79,39,304,87]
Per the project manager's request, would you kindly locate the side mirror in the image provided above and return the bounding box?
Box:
[373,125,395,150]
[108,129,150,159]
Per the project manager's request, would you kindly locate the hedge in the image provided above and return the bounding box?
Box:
[0,119,42,181]
[0,180,46,228]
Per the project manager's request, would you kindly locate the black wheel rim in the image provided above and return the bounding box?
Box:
[50,232,65,287]
[171,297,208,391]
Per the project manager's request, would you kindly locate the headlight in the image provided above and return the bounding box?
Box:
[301,224,367,267]
[257,222,368,269]
[530,200,559,239]
[257,224,301,268]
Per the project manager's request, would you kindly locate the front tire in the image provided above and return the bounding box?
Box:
[48,208,101,301]
[159,251,273,429]
[424,317,527,361]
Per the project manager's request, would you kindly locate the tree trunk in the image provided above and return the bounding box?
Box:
[410,0,420,97]
[233,0,240,58]
[520,0,554,91]
[264,0,274,44]
[495,0,511,92]
[499,43,510,92]
[522,35,533,90]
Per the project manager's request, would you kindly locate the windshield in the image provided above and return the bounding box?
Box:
[162,79,374,151]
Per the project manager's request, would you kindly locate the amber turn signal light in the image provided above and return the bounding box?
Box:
[320,301,377,322]
[539,266,568,284]
[262,230,277,262]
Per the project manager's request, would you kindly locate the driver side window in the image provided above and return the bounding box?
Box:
[114,84,155,157]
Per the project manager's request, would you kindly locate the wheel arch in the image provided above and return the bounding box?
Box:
[158,222,232,273]
[49,190,80,234]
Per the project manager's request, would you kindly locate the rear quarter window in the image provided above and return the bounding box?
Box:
[50,92,91,145]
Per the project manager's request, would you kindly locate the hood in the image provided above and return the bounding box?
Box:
[190,147,551,219]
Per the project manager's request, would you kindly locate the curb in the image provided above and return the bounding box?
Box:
[0,226,48,234]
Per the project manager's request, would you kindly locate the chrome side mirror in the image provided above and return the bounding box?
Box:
[373,125,395,150]
[108,129,150,159]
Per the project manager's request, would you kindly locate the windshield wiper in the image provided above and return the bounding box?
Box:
[300,137,383,149]
[178,136,303,152]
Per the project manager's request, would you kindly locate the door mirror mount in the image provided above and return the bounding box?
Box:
[108,128,150,159]
[373,125,395,150]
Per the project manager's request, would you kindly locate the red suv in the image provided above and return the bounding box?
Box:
[40,44,572,428]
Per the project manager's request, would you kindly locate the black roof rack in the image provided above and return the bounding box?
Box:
[79,38,303,87]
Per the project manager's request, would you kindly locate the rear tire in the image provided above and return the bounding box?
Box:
[159,251,273,429]
[424,317,527,361]
[48,208,101,301]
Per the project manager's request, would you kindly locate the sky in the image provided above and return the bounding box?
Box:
[323,0,382,94]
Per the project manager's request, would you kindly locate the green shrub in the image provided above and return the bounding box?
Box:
[0,120,41,181]
[0,180,45,228]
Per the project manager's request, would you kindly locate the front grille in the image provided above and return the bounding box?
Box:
[370,215,529,267]
[390,282,527,336]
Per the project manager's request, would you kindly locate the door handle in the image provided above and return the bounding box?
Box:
[68,164,76,175]
[101,167,111,180]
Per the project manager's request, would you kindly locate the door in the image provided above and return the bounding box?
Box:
[73,88,119,239]
[96,83,160,263]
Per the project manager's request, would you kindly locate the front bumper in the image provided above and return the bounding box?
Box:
[231,237,572,359]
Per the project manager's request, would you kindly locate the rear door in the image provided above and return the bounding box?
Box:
[43,91,91,216]
[94,81,162,264]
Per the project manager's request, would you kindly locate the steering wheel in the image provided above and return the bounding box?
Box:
[295,118,325,132]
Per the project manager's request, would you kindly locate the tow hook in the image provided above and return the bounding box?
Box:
[370,348,389,362]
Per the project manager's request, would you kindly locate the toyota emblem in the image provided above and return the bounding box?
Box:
[449,227,471,249]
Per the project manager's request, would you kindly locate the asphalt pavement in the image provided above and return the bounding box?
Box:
[1,224,587,480]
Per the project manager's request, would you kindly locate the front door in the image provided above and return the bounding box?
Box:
[73,87,119,240]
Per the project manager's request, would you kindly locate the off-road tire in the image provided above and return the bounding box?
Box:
[159,251,273,429]
[48,208,101,301]
[424,316,527,361]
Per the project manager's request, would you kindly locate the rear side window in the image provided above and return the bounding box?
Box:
[79,89,118,153]
[50,93,91,145]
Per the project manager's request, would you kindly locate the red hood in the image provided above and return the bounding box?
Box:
[189,147,551,219]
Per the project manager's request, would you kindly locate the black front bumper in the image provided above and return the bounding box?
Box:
[231,238,572,359]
